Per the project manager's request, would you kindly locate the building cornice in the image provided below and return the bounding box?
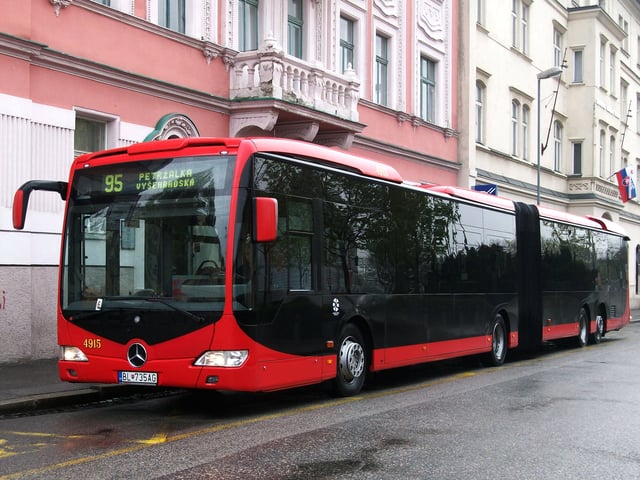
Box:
[354,135,460,177]
[0,32,231,114]
[568,6,627,42]
[54,0,231,65]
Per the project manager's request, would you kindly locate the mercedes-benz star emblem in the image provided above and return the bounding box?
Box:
[127,343,147,368]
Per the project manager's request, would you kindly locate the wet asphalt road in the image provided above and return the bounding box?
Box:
[1,324,639,480]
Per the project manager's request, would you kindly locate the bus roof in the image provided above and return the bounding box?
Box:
[424,185,516,212]
[536,205,606,230]
[427,185,627,238]
[76,137,404,185]
[246,138,404,184]
[586,215,630,239]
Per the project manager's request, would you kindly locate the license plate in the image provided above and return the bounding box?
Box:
[118,371,158,385]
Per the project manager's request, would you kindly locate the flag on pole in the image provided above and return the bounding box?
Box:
[615,165,637,203]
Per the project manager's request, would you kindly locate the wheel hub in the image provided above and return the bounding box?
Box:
[339,338,364,381]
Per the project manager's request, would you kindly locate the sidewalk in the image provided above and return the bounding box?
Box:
[1,311,638,415]
[0,358,156,415]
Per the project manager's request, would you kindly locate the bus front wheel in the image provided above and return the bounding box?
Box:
[333,324,367,397]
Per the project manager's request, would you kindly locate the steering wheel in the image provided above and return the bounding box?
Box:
[196,260,220,276]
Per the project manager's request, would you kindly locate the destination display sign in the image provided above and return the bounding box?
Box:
[72,156,232,198]
[103,168,196,194]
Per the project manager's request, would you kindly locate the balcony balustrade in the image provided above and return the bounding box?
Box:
[230,48,360,123]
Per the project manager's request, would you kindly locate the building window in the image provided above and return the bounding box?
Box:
[340,16,355,73]
[158,0,185,34]
[510,100,530,159]
[475,81,485,144]
[476,0,484,25]
[636,245,640,296]
[621,81,629,124]
[609,47,616,94]
[92,0,110,5]
[572,142,582,175]
[573,50,583,83]
[600,39,606,87]
[553,121,562,171]
[239,0,259,51]
[75,118,106,157]
[420,57,436,123]
[636,95,640,133]
[511,100,519,156]
[375,33,389,106]
[521,3,529,54]
[619,16,629,52]
[522,105,530,161]
[553,28,562,67]
[609,135,615,177]
[511,1,517,48]
[599,129,605,176]
[288,0,303,59]
[511,0,529,54]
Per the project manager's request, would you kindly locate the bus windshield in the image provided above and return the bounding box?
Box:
[61,155,236,316]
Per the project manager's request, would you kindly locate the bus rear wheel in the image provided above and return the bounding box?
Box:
[486,314,507,366]
[333,324,367,397]
[589,315,604,345]
[576,308,589,348]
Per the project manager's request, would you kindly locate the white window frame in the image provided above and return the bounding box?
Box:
[420,56,437,123]
[573,49,583,83]
[239,0,259,52]
[338,5,365,79]
[374,31,390,107]
[553,28,562,67]
[511,0,529,54]
[522,105,530,161]
[609,47,616,94]
[475,81,485,144]
[600,38,607,88]
[73,108,119,157]
[149,0,206,40]
[599,129,606,177]
[511,100,520,156]
[340,15,356,74]
[609,135,616,177]
[572,141,583,175]
[553,120,563,172]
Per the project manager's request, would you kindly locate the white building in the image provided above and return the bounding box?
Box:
[461,0,640,308]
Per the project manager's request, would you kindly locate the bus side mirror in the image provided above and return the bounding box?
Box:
[253,197,278,243]
[13,180,68,230]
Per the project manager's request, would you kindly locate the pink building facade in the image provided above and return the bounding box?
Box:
[0,0,458,362]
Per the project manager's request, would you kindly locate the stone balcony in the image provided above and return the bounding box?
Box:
[228,46,362,146]
[568,175,624,205]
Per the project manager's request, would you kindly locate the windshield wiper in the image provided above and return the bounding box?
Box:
[68,296,205,324]
[142,297,205,324]
[68,309,120,322]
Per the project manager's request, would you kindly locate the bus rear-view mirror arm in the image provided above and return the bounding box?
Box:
[13,180,68,230]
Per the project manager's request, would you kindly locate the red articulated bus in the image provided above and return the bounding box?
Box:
[13,137,630,396]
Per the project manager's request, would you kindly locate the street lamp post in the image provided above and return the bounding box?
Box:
[536,66,563,205]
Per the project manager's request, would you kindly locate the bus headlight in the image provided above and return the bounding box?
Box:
[195,350,248,367]
[59,346,89,362]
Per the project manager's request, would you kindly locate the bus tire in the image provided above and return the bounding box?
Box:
[576,308,589,348]
[486,314,507,366]
[333,324,367,397]
[589,314,604,345]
